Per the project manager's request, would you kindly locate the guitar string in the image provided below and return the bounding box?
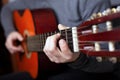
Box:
[26,33,120,52]
[26,37,99,52]
[27,43,120,57]
[26,27,118,51]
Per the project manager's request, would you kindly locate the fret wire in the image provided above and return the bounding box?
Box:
[42,34,44,50]
[39,34,42,51]
[44,33,47,42]
[60,30,66,40]
[47,32,49,36]
[42,34,44,49]
[65,29,68,43]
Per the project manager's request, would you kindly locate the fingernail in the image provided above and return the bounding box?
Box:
[59,39,65,44]
[57,33,61,36]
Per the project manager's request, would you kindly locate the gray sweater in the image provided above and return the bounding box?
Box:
[110,0,120,6]
[1,0,114,73]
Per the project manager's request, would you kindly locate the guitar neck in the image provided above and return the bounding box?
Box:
[26,30,58,52]
[26,27,79,53]
[24,7,120,59]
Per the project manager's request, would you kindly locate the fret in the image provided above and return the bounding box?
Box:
[39,34,42,51]
[40,34,42,49]
[42,34,45,47]
[66,28,74,52]
[47,32,50,36]
[60,29,66,41]
[65,29,68,43]
[42,34,44,49]
[54,30,57,34]
[51,32,53,35]
[44,33,47,43]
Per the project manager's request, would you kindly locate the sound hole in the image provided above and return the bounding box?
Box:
[23,30,32,59]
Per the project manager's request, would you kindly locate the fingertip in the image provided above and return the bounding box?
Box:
[58,24,65,30]
[59,39,68,49]
[59,39,66,45]
[56,33,61,36]
[18,35,23,41]
[58,24,70,30]
[59,39,71,53]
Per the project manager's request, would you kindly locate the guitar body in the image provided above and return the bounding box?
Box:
[12,9,58,79]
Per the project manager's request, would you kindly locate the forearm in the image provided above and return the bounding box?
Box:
[1,4,16,37]
[68,53,114,73]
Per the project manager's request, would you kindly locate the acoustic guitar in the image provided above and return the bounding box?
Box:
[12,7,120,79]
[12,8,62,79]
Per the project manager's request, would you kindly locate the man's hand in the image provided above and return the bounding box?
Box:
[43,24,80,63]
[5,31,24,54]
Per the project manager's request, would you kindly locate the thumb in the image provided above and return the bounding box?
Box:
[16,32,23,41]
[58,24,70,30]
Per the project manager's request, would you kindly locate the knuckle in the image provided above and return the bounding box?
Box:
[66,55,72,60]
[54,61,60,63]
[60,60,66,63]
[5,43,8,48]
[49,58,54,62]
[48,49,54,53]
[9,49,14,54]
[48,47,56,53]
[43,48,46,52]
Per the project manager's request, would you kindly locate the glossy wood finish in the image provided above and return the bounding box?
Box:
[13,9,38,79]
[78,11,120,57]
[13,9,58,79]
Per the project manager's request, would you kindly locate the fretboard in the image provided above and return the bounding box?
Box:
[26,27,79,53]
